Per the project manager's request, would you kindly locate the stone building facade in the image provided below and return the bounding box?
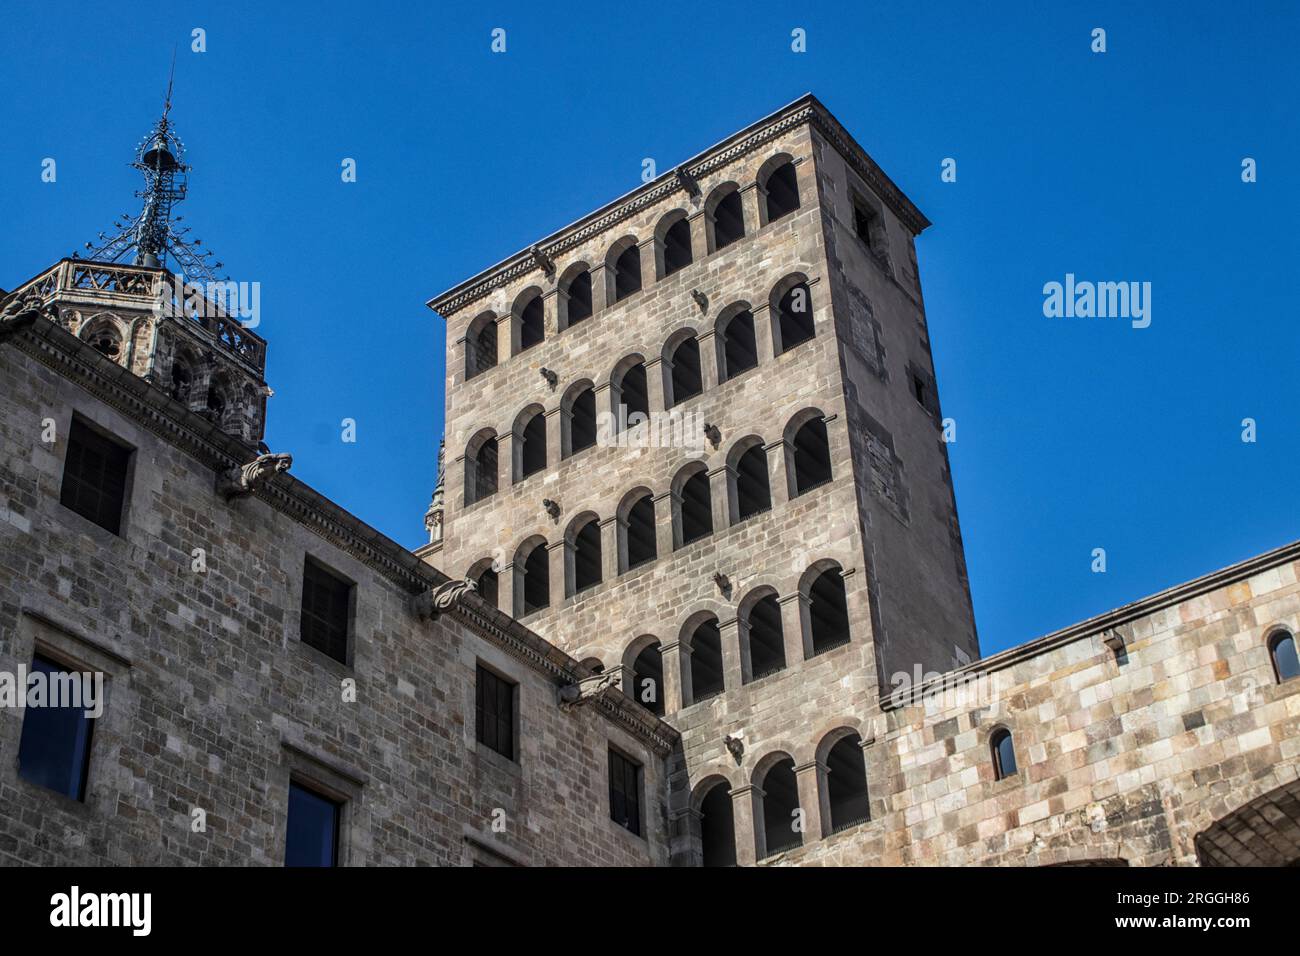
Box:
[424,94,1300,866]
[1,94,1296,867]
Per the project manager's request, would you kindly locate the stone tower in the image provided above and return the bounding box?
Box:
[424,94,978,863]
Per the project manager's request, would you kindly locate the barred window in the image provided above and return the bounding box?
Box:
[60,416,131,535]
[300,557,352,664]
[608,748,642,836]
[476,665,515,760]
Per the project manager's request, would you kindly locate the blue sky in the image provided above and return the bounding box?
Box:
[2,1,1296,655]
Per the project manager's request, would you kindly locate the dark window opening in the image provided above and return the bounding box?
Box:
[853,199,880,254]
[467,437,498,504]
[700,784,736,867]
[300,557,352,664]
[618,363,649,426]
[573,521,602,594]
[669,336,702,405]
[608,748,643,836]
[565,271,593,326]
[679,470,713,546]
[1270,632,1299,683]
[17,655,95,801]
[720,310,758,381]
[468,318,498,378]
[713,191,744,250]
[520,544,549,616]
[613,245,642,302]
[631,642,664,716]
[764,162,800,222]
[518,296,544,351]
[285,782,341,867]
[991,728,1017,780]
[735,445,771,521]
[206,383,227,420]
[791,418,832,495]
[746,594,786,681]
[170,363,193,402]
[625,496,657,570]
[568,388,597,455]
[826,735,870,832]
[519,413,546,479]
[808,568,850,655]
[777,282,814,353]
[60,416,130,535]
[476,665,515,760]
[690,619,724,701]
[475,566,499,607]
[662,218,693,276]
[761,759,801,856]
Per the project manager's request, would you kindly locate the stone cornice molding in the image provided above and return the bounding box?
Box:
[884,536,1300,711]
[7,316,679,755]
[427,94,929,319]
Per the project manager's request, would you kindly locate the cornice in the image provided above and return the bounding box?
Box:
[427,93,930,319]
[5,318,679,755]
[884,537,1300,711]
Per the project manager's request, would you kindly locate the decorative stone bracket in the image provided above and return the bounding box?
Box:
[215,452,292,500]
[411,576,477,621]
[558,669,622,712]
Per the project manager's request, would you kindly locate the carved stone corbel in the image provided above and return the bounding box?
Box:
[215,452,292,500]
[558,669,622,712]
[411,576,477,621]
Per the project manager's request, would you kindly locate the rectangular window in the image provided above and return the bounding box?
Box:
[285,781,341,867]
[475,665,515,761]
[608,748,643,836]
[59,416,131,535]
[17,655,96,801]
[300,557,352,664]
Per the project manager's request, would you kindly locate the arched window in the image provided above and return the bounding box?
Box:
[716,305,758,382]
[824,733,870,832]
[515,407,547,480]
[515,538,550,616]
[567,514,602,596]
[699,781,736,867]
[806,565,850,655]
[788,414,832,495]
[464,430,498,504]
[561,382,597,458]
[756,756,801,857]
[612,357,649,429]
[514,290,544,353]
[206,375,231,424]
[673,463,713,548]
[627,638,664,716]
[657,211,693,278]
[742,591,785,681]
[760,158,800,224]
[772,276,814,354]
[607,237,642,303]
[620,491,657,571]
[558,264,593,329]
[469,560,499,608]
[706,184,745,252]
[991,727,1017,780]
[466,311,498,378]
[665,333,702,406]
[1269,630,1300,683]
[730,440,771,522]
[170,356,194,404]
[688,616,724,702]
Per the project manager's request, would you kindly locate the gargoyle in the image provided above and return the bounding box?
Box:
[411,576,477,621]
[529,244,555,279]
[215,452,292,500]
[724,732,745,762]
[674,166,701,198]
[558,669,622,712]
[0,292,50,344]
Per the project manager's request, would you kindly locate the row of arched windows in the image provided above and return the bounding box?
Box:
[694,727,870,865]
[464,156,803,380]
[466,412,835,614]
[463,274,818,504]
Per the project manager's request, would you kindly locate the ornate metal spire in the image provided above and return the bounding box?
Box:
[79,60,227,284]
